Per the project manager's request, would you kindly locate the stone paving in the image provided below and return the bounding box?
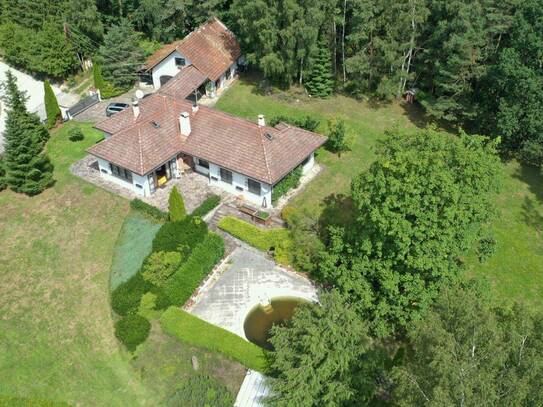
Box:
[187,244,317,339]
[70,155,226,213]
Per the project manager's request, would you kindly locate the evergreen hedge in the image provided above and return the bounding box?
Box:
[269,115,320,132]
[191,194,221,218]
[114,314,151,352]
[44,80,61,129]
[152,216,208,253]
[130,199,168,222]
[111,272,153,316]
[272,165,302,204]
[160,307,268,372]
[164,233,224,306]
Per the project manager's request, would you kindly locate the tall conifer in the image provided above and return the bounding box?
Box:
[305,37,335,97]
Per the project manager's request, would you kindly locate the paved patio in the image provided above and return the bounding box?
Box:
[187,245,317,339]
[70,155,226,212]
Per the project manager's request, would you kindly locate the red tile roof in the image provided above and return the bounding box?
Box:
[158,65,207,99]
[144,18,241,81]
[89,94,326,183]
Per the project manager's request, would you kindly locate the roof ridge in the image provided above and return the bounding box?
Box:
[257,126,273,183]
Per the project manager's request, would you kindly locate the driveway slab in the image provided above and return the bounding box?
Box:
[188,245,317,339]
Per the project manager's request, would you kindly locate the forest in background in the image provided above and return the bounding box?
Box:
[0,0,541,167]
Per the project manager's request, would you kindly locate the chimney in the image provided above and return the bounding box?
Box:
[192,103,199,113]
[132,100,140,119]
[258,114,265,127]
[179,112,191,136]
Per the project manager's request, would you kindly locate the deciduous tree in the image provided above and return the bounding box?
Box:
[317,128,501,337]
[394,284,543,406]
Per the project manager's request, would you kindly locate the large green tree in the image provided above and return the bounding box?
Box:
[393,284,543,406]
[1,71,54,195]
[317,128,501,337]
[267,290,384,406]
[96,19,144,89]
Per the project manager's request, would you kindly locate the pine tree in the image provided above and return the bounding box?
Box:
[96,19,144,90]
[44,80,61,129]
[1,71,54,196]
[305,37,335,97]
[0,156,6,191]
[168,186,186,221]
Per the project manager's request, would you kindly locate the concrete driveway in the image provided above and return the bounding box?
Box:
[188,245,317,339]
[72,89,138,124]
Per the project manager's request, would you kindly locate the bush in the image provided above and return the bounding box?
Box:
[168,186,186,221]
[0,157,6,191]
[68,127,84,142]
[92,62,125,99]
[44,80,61,129]
[272,166,302,204]
[269,115,320,132]
[192,194,221,218]
[167,375,234,407]
[152,217,208,253]
[165,233,224,306]
[130,199,168,222]
[114,314,151,352]
[111,272,153,316]
[160,307,268,371]
[217,217,294,266]
[477,236,497,262]
[141,251,182,286]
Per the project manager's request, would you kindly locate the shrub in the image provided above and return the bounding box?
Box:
[0,156,6,191]
[217,217,295,266]
[111,272,153,316]
[92,61,124,99]
[160,307,268,371]
[130,199,168,222]
[272,166,302,204]
[281,206,297,225]
[326,117,349,155]
[152,217,208,253]
[114,314,151,352]
[167,375,234,407]
[477,236,497,262]
[165,233,224,306]
[68,127,84,142]
[44,80,61,129]
[192,194,221,218]
[141,251,182,286]
[138,292,158,319]
[168,186,186,221]
[269,115,320,132]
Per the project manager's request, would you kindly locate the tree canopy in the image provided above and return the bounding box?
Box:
[317,128,502,337]
[394,284,543,406]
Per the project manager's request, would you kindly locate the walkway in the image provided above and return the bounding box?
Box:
[187,244,317,339]
[235,370,269,407]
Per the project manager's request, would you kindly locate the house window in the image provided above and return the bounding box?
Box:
[175,57,186,67]
[110,163,133,183]
[220,168,233,184]
[198,159,209,169]
[247,178,261,196]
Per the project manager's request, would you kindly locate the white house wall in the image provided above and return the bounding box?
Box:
[207,162,272,208]
[151,51,192,90]
[301,152,315,175]
[96,157,150,196]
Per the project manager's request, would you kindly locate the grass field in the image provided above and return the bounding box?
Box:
[0,122,243,405]
[216,75,543,308]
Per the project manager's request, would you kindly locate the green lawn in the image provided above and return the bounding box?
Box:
[216,75,543,308]
[0,122,244,405]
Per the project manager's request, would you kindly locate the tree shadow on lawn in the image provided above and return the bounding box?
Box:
[318,193,356,237]
[514,162,543,204]
[522,196,543,233]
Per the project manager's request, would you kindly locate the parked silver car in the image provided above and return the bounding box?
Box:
[105,102,129,117]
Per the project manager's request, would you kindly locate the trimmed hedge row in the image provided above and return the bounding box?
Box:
[272,165,302,204]
[218,216,290,251]
[152,217,207,253]
[191,194,221,218]
[130,199,168,222]
[165,232,225,306]
[160,307,268,372]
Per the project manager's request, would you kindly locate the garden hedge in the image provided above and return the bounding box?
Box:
[160,307,268,372]
[111,272,153,316]
[152,216,208,253]
[191,194,221,218]
[114,314,151,352]
[164,232,225,306]
[272,165,302,204]
[130,199,168,222]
